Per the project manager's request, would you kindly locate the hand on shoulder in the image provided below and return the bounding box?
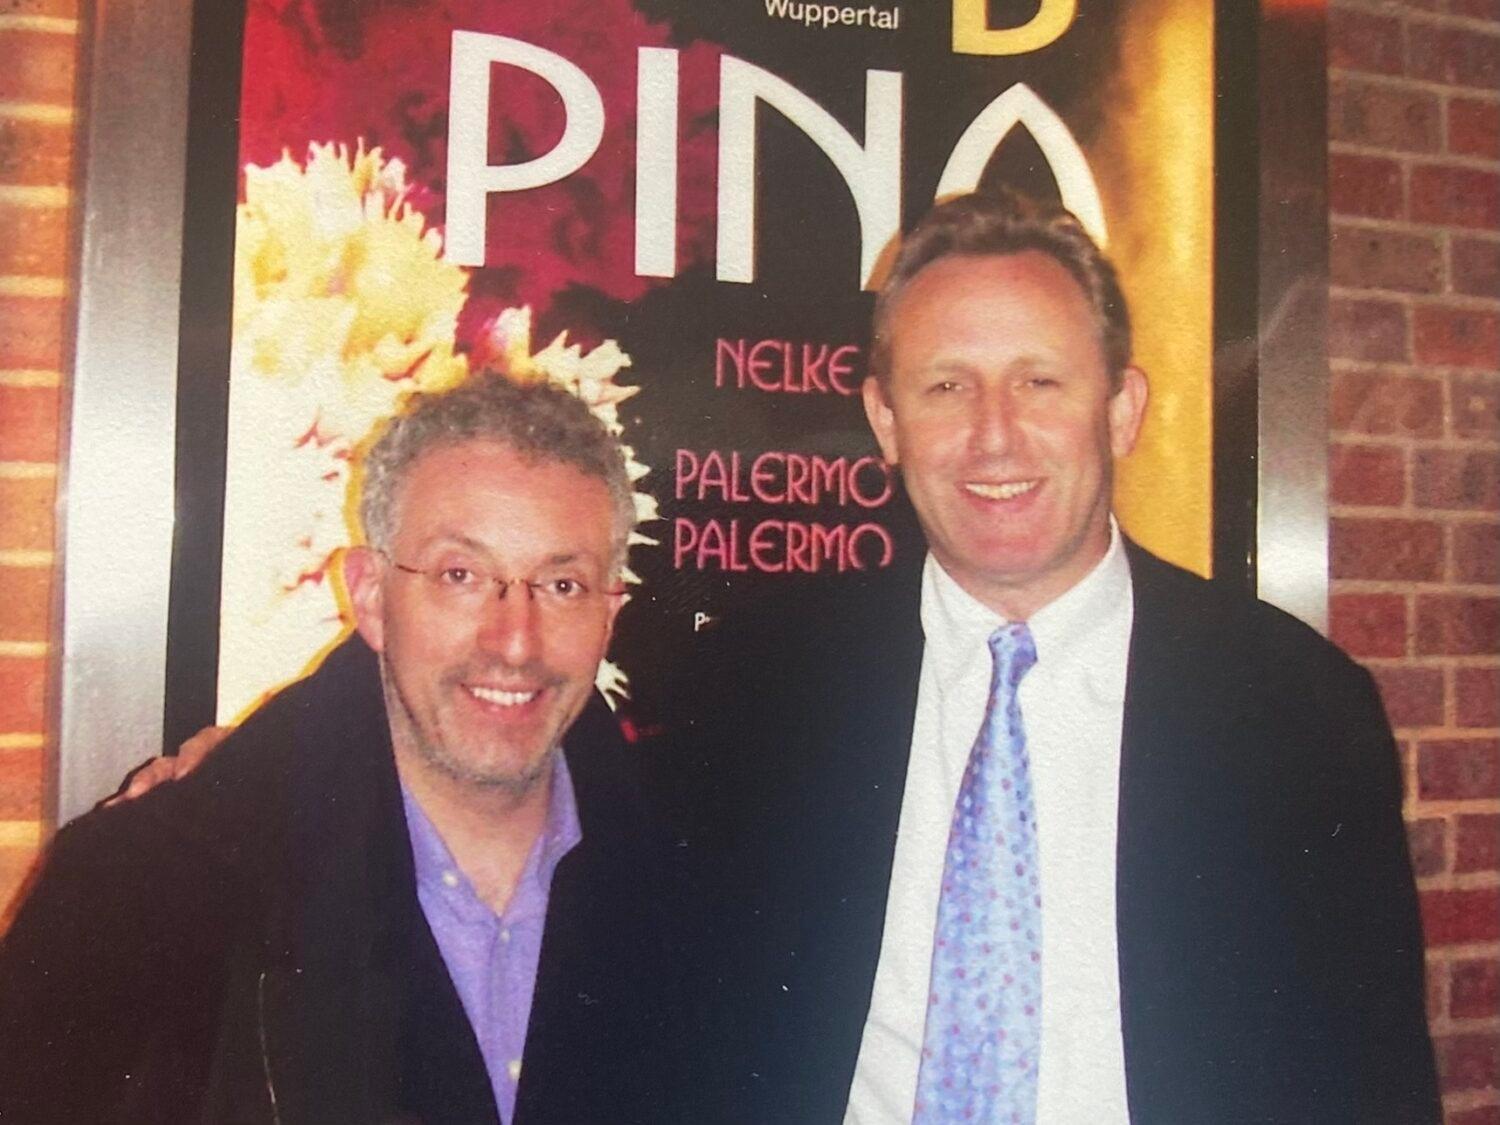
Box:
[103,724,232,807]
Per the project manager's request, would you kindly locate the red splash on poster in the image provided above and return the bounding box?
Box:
[241,0,722,339]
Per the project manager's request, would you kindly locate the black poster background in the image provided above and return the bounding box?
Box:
[164,0,1281,750]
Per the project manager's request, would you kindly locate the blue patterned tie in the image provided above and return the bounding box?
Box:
[913,622,1040,1124]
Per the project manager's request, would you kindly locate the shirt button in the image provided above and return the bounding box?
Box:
[507,1059,522,1082]
[500,928,512,944]
[441,870,460,889]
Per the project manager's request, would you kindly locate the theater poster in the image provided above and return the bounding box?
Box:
[170,0,1233,740]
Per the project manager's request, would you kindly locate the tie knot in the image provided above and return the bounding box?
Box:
[987,622,1037,688]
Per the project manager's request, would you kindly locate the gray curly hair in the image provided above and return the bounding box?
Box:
[358,375,637,571]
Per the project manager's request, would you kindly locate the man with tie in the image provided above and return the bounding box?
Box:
[70,190,1441,1124]
[691,189,1439,1123]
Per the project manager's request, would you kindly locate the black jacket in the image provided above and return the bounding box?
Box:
[676,542,1440,1123]
[0,636,686,1124]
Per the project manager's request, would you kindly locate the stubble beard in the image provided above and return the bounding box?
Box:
[379,654,561,801]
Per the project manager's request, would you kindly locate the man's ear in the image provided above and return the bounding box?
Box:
[862,376,900,465]
[344,546,387,653]
[603,587,625,644]
[1108,365,1149,459]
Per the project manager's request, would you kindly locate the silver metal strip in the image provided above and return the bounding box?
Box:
[1255,0,1330,634]
[53,0,193,824]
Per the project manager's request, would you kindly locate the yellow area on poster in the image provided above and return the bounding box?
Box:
[1091,0,1214,576]
[952,0,1078,56]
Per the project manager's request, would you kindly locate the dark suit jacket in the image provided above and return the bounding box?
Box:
[0,637,685,1125]
[678,542,1439,1123]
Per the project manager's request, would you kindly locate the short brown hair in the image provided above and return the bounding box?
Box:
[871,190,1132,390]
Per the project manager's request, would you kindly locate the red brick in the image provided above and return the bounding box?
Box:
[1428,958,1446,1025]
[1329,299,1411,363]
[1415,451,1500,512]
[1423,889,1500,947]
[1414,305,1500,368]
[0,29,76,105]
[1419,738,1500,799]
[0,295,66,371]
[1330,153,1405,220]
[0,202,67,277]
[0,564,50,642]
[0,745,41,819]
[1451,1107,1500,1125]
[1417,595,1500,654]
[1331,592,1408,658]
[1409,23,1500,90]
[0,656,43,733]
[1450,97,1500,161]
[0,384,60,462]
[1451,0,1500,16]
[1331,370,1442,437]
[1453,237,1500,301]
[1458,667,1500,727]
[1373,665,1446,727]
[1435,1031,1500,1092]
[1330,6,1405,76]
[1329,443,1407,505]
[1412,165,1500,231]
[0,116,72,187]
[1456,523,1500,583]
[1329,78,1440,153]
[1452,958,1500,1020]
[1331,225,1442,293]
[0,0,77,14]
[1456,814,1500,874]
[1331,516,1445,581]
[0,476,55,553]
[1408,815,1449,877]
[1454,375,1500,441]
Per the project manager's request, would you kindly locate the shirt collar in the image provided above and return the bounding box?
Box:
[920,520,1132,701]
[530,753,583,899]
[402,751,583,925]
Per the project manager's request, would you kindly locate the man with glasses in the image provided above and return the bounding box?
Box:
[37,190,1441,1125]
[0,377,683,1123]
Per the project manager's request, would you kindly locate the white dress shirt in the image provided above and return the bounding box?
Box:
[845,527,1134,1124]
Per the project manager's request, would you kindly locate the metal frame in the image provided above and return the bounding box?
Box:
[1211,0,1330,633]
[52,0,194,825]
[1255,2,1331,633]
[51,0,1331,824]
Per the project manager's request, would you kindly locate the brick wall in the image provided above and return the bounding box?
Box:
[1328,0,1500,1116]
[0,0,76,922]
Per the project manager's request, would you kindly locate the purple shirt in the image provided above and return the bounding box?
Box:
[402,758,582,1125]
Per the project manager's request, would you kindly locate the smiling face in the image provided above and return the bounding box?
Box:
[346,439,622,797]
[864,251,1147,620]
